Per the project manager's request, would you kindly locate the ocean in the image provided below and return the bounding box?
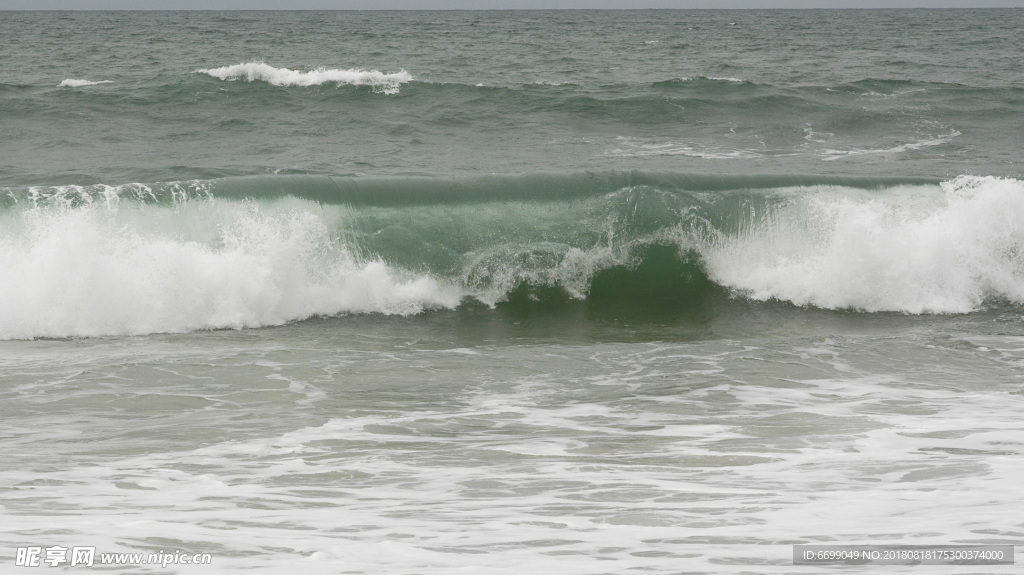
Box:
[1,8,1023,573]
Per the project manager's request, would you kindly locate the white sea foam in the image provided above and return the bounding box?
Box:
[704,176,1024,313]
[802,125,832,143]
[822,129,960,160]
[0,195,460,340]
[58,79,112,87]
[607,137,761,159]
[679,75,745,83]
[196,62,413,94]
[4,338,1022,573]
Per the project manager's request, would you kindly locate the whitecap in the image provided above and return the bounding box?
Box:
[196,61,413,94]
[704,176,1024,313]
[58,79,112,87]
[0,195,461,340]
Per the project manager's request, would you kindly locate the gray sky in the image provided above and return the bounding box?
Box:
[2,0,1022,8]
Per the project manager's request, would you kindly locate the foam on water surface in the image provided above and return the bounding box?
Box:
[1,334,1021,573]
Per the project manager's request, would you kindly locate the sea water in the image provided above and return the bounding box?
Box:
[1,9,1023,573]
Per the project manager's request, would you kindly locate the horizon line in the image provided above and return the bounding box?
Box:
[3,6,1022,9]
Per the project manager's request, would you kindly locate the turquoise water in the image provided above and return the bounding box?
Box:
[1,9,1023,573]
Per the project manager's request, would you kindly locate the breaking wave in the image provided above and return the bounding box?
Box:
[196,62,413,94]
[1,173,1022,339]
[58,79,113,87]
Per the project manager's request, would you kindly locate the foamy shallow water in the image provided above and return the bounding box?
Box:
[2,323,1022,573]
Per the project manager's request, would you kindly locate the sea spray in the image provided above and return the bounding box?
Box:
[705,176,1024,313]
[0,196,459,340]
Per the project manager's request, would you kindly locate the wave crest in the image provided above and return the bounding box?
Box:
[706,176,1024,313]
[196,62,413,94]
[58,79,112,87]
[0,198,459,340]
[2,173,1022,338]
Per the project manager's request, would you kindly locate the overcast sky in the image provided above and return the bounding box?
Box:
[2,0,1022,9]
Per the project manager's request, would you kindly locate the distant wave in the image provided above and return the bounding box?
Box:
[2,173,1022,338]
[58,79,112,87]
[680,75,746,83]
[196,62,413,94]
